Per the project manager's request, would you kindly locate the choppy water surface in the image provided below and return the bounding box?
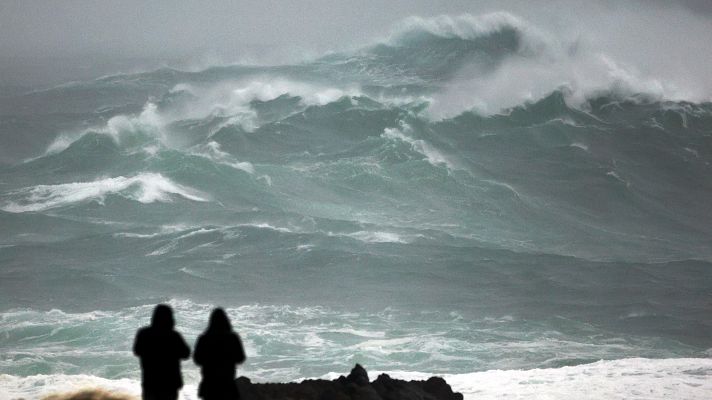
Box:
[1,13,711,400]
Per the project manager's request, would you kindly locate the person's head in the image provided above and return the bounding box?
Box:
[151,304,175,330]
[207,307,232,333]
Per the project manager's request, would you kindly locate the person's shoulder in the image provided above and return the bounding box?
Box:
[136,325,152,336]
[134,326,153,348]
[171,329,188,341]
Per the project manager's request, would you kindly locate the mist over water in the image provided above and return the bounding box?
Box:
[1,9,712,400]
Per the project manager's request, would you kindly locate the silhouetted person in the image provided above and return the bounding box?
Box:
[194,308,246,400]
[133,304,191,400]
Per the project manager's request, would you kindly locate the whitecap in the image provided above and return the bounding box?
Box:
[382,123,456,170]
[1,173,209,213]
[237,222,294,233]
[606,170,630,187]
[39,102,166,158]
[344,231,408,243]
[570,142,590,151]
[189,141,255,174]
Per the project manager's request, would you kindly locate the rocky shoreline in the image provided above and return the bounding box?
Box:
[42,365,463,400]
[235,364,463,400]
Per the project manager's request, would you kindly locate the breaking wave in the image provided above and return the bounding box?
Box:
[1,173,208,213]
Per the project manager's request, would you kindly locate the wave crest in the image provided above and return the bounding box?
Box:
[392,13,526,41]
[1,173,208,213]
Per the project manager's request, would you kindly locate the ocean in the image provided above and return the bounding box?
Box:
[1,13,711,399]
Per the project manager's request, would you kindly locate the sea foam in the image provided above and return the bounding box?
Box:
[1,173,208,213]
[2,358,710,400]
[382,123,456,170]
[334,358,712,400]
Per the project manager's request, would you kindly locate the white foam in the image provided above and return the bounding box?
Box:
[237,222,294,233]
[146,242,178,256]
[257,175,273,186]
[43,135,79,156]
[684,147,699,158]
[330,328,386,338]
[146,228,222,256]
[606,170,630,187]
[189,141,255,174]
[175,228,220,240]
[481,179,523,200]
[411,12,706,117]
[1,173,209,213]
[348,337,415,354]
[42,103,166,157]
[449,357,712,400]
[319,358,712,400]
[214,79,359,108]
[391,12,546,51]
[570,142,589,152]
[113,224,199,239]
[168,79,361,130]
[103,103,165,143]
[382,123,456,170]
[345,231,408,244]
[3,358,710,400]
[0,374,201,400]
[113,232,163,239]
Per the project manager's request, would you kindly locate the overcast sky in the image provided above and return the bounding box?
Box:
[0,0,711,86]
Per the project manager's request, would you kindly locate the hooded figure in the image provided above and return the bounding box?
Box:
[133,304,191,400]
[193,308,246,399]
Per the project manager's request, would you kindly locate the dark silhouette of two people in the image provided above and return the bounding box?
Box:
[134,304,246,400]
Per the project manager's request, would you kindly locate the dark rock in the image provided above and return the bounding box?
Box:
[423,377,464,400]
[319,388,350,400]
[346,364,370,386]
[234,365,463,400]
[372,373,428,400]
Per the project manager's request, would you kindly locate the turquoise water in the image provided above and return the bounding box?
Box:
[1,12,711,399]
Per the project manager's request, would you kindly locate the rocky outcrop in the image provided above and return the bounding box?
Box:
[236,364,463,400]
[39,365,463,400]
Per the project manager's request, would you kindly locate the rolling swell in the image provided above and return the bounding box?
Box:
[5,88,709,261]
